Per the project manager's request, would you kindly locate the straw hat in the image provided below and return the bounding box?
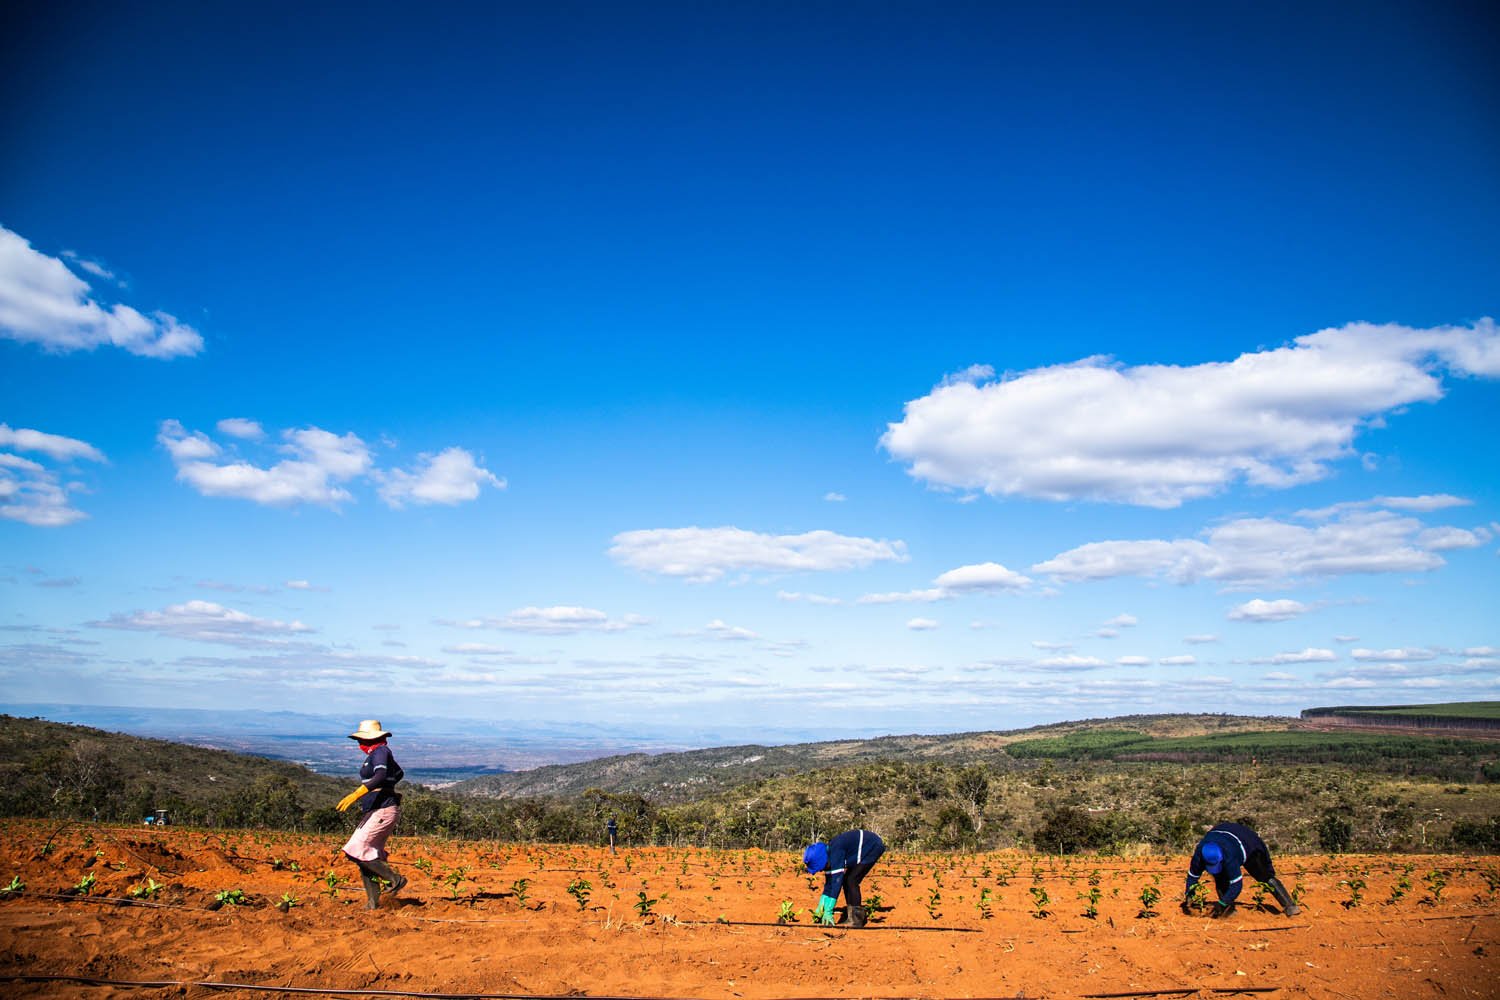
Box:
[349,719,392,741]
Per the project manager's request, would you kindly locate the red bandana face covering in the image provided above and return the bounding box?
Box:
[358,740,386,754]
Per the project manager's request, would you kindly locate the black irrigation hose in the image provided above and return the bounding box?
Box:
[1081,990,1280,998]
[684,919,980,933]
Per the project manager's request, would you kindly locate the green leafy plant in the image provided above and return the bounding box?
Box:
[1422,869,1448,905]
[413,857,434,877]
[1028,885,1050,918]
[1,876,24,896]
[215,888,247,907]
[633,889,662,919]
[1137,884,1161,918]
[1186,879,1210,910]
[1081,886,1102,919]
[509,877,532,907]
[1340,877,1366,908]
[321,870,345,898]
[975,887,993,920]
[776,899,799,923]
[864,889,885,915]
[277,892,300,911]
[128,878,162,900]
[1388,871,1412,905]
[74,873,96,896]
[925,888,942,920]
[567,877,592,911]
[443,866,470,900]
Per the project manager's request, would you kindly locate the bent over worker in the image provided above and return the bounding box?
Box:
[1184,821,1299,918]
[803,828,885,928]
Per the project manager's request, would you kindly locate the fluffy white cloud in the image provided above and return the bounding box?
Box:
[443,606,647,635]
[1103,613,1139,628]
[1033,509,1452,587]
[1351,647,1439,662]
[1159,654,1199,666]
[0,424,107,527]
[933,561,1032,592]
[1117,655,1152,666]
[1228,599,1310,623]
[1033,654,1108,670]
[704,619,760,641]
[216,418,264,440]
[0,225,203,358]
[907,617,940,630]
[609,526,908,583]
[378,447,505,508]
[882,319,1499,508]
[776,591,845,606]
[161,420,371,506]
[91,600,314,648]
[856,588,946,604]
[823,492,847,502]
[1184,633,1220,644]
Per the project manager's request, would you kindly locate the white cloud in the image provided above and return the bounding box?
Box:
[1417,526,1488,551]
[378,446,505,508]
[1117,655,1152,666]
[0,423,106,463]
[610,526,908,583]
[161,420,372,507]
[882,319,1500,508]
[1351,647,1439,662]
[1263,671,1301,681]
[933,561,1032,592]
[1250,647,1338,665]
[1103,613,1139,628]
[1228,599,1310,623]
[856,588,946,605]
[1034,510,1448,587]
[91,599,315,649]
[704,619,760,641]
[216,418,264,440]
[0,224,203,358]
[823,492,846,502]
[1159,655,1198,666]
[777,591,845,606]
[1032,654,1109,670]
[443,606,647,635]
[1375,494,1472,512]
[0,424,107,527]
[1184,633,1220,644]
[907,617,940,631]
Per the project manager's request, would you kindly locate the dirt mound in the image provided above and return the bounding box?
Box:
[0,820,1495,999]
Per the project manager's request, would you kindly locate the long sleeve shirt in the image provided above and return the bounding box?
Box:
[1186,822,1267,904]
[357,744,404,812]
[821,829,885,900]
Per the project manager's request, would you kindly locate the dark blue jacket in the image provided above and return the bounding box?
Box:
[820,829,885,899]
[357,743,404,812]
[1186,822,1266,904]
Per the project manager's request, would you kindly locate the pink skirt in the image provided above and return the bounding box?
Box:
[342,805,400,862]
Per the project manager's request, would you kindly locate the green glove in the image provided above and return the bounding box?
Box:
[815,894,838,925]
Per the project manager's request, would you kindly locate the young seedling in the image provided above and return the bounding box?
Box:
[1081,886,1102,919]
[1422,869,1448,906]
[567,878,593,911]
[1028,885,1050,919]
[975,887,994,920]
[633,889,662,920]
[864,889,885,916]
[1340,877,1366,909]
[413,858,434,877]
[276,893,299,912]
[1186,879,1210,910]
[128,878,162,900]
[926,888,942,920]
[776,899,799,924]
[443,867,469,900]
[509,877,533,908]
[1137,884,1161,918]
[215,888,247,907]
[321,870,345,898]
[1,876,24,896]
[74,873,96,896]
[1388,871,1412,905]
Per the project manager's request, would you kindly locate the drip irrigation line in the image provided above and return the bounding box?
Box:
[1080,990,1280,998]
[25,890,223,913]
[682,919,980,933]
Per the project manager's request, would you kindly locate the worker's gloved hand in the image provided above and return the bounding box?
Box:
[1210,900,1235,919]
[814,894,838,925]
[336,787,367,812]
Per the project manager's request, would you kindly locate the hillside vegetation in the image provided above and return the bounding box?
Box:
[4,710,1497,857]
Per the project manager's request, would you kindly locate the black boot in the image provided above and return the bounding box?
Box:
[1266,877,1300,916]
[357,869,381,910]
[365,860,407,896]
[849,905,868,928]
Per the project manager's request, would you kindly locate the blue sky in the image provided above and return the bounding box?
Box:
[2,1,1497,742]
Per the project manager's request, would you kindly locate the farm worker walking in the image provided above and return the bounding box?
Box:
[607,816,618,854]
[335,720,409,909]
[803,828,885,928]
[1183,821,1299,918]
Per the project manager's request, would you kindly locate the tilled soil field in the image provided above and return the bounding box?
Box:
[0,820,1495,999]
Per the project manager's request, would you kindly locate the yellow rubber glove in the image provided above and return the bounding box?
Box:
[336,787,367,812]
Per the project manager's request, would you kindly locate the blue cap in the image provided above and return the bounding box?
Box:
[1201,841,1223,874]
[803,843,828,874]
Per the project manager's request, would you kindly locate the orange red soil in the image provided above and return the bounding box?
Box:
[0,820,1495,999]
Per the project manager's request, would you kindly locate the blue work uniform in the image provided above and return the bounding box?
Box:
[820,829,885,905]
[1186,821,1276,905]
